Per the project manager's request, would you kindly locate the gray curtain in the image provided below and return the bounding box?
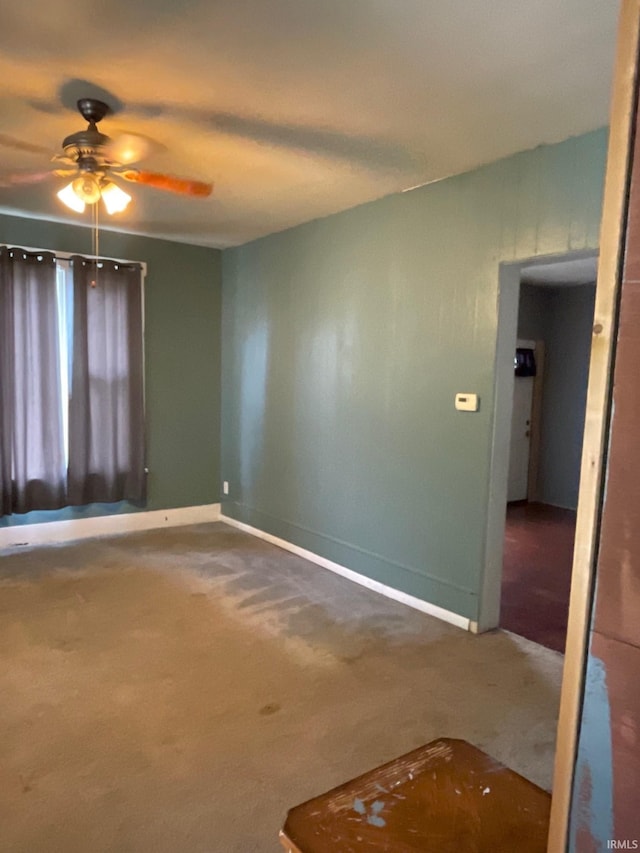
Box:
[0,247,67,514]
[67,257,145,505]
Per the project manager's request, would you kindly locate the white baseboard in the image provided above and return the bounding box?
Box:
[0,503,221,550]
[220,513,471,631]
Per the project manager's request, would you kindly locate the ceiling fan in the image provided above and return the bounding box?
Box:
[0,98,213,215]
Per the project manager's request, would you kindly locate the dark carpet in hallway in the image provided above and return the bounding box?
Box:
[501,502,576,653]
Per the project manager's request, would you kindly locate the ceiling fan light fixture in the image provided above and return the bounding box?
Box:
[12,99,212,219]
[57,182,86,213]
[72,173,101,205]
[101,181,132,215]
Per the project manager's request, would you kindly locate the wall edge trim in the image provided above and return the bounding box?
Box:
[220,513,471,632]
[0,503,221,550]
[227,501,474,594]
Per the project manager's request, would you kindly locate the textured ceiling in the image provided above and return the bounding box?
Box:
[0,0,619,248]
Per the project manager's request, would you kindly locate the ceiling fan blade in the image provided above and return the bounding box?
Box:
[120,169,213,197]
[0,134,53,156]
[105,132,157,166]
[0,170,53,188]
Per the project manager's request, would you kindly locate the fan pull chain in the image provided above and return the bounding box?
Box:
[90,200,100,287]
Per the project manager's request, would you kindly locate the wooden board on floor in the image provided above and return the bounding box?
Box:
[279,738,551,853]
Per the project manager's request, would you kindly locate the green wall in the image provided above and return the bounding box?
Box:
[0,213,222,526]
[221,129,608,621]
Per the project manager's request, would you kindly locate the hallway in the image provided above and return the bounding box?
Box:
[501,502,576,653]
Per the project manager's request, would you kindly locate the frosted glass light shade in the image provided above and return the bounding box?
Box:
[101,181,131,215]
[57,182,85,213]
[72,174,101,204]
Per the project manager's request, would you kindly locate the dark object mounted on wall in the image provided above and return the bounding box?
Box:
[515,347,537,377]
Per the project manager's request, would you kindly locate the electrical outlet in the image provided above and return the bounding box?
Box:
[223,481,229,496]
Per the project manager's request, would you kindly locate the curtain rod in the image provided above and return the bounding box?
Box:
[0,243,147,275]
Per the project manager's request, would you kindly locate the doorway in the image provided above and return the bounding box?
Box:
[480,251,598,649]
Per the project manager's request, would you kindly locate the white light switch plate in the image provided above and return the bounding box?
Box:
[455,393,479,412]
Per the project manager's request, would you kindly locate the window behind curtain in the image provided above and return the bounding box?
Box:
[55,259,74,465]
[0,247,67,514]
[67,256,146,506]
[0,247,145,516]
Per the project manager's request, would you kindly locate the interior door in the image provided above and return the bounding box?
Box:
[507,376,534,502]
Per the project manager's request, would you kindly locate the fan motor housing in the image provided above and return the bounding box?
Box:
[76,155,100,174]
[62,129,110,156]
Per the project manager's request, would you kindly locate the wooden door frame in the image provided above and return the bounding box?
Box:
[548,2,640,848]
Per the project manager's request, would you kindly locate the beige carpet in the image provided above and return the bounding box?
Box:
[0,522,563,852]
